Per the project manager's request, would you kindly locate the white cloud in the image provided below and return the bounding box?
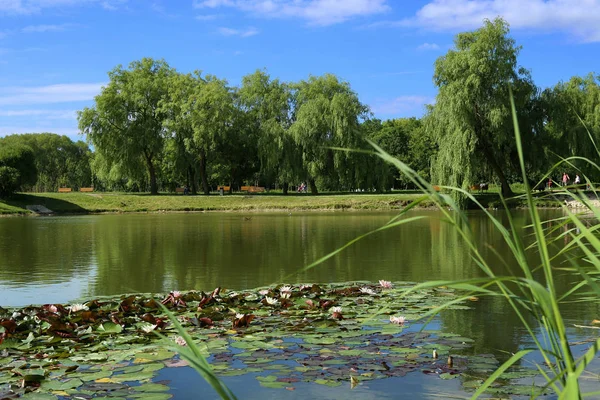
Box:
[370,95,435,117]
[217,26,258,37]
[21,23,74,33]
[417,42,440,50]
[0,82,103,106]
[194,0,390,26]
[0,109,75,118]
[0,0,127,15]
[401,0,600,42]
[195,13,219,20]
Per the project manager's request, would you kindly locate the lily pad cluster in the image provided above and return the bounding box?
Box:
[0,282,545,398]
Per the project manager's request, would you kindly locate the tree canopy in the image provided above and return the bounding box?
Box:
[428,18,537,202]
[78,58,175,195]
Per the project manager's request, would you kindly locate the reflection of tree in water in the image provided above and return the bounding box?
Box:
[0,217,94,285]
[437,210,600,362]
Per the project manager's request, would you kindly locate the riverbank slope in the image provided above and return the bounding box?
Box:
[0,191,566,216]
[0,192,430,215]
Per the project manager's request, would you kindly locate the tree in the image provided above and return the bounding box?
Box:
[78,58,175,195]
[179,73,235,195]
[428,18,537,201]
[0,133,92,191]
[0,143,36,197]
[238,70,298,194]
[542,74,600,179]
[291,74,369,194]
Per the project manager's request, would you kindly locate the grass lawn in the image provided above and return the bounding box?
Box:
[0,185,569,216]
[0,191,432,215]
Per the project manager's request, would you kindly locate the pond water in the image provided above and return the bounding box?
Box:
[1,210,598,398]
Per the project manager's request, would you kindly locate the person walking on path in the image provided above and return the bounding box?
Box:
[562,172,570,187]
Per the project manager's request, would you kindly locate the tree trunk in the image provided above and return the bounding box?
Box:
[308,178,318,195]
[282,182,289,195]
[188,165,198,195]
[473,105,514,198]
[199,151,210,195]
[145,155,158,195]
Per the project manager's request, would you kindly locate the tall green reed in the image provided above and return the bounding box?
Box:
[158,91,599,399]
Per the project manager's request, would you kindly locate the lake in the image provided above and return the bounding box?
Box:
[1,210,598,398]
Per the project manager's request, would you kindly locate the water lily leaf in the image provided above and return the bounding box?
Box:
[42,378,84,390]
[258,381,288,389]
[97,323,123,334]
[132,383,170,392]
[314,379,342,387]
[439,373,459,380]
[20,393,58,399]
[110,371,156,383]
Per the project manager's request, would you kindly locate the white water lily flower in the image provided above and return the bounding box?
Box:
[174,336,187,346]
[235,313,245,319]
[258,289,269,296]
[389,316,406,325]
[280,292,291,299]
[141,324,157,333]
[48,305,58,313]
[229,292,239,298]
[299,284,312,291]
[379,280,393,289]
[68,303,89,312]
[330,306,342,314]
[172,291,182,298]
[279,285,292,294]
[265,296,278,305]
[359,287,376,295]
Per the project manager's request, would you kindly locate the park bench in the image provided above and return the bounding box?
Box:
[175,187,186,194]
[58,188,72,193]
[241,186,265,193]
[79,187,94,192]
[217,186,230,192]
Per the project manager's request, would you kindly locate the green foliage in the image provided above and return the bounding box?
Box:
[0,142,36,197]
[79,58,175,194]
[542,73,600,178]
[238,70,298,192]
[291,74,369,193]
[429,18,538,204]
[0,133,92,191]
[0,166,21,198]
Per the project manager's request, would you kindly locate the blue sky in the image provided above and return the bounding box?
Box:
[0,0,599,141]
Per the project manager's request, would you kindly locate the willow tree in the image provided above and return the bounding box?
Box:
[429,18,537,201]
[542,74,600,177]
[291,74,368,194]
[160,72,201,193]
[78,58,175,194]
[238,70,298,194]
[181,73,235,194]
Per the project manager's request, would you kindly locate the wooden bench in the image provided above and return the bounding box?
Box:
[58,188,72,193]
[175,187,185,194]
[241,186,265,193]
[217,186,230,192]
[79,187,94,192]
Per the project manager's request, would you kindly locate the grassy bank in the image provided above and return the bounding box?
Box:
[0,192,433,215]
[0,189,569,216]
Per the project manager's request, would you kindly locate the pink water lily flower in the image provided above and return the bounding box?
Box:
[174,336,187,346]
[379,280,393,289]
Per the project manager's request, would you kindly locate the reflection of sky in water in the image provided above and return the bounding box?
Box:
[0,264,97,307]
[157,364,466,399]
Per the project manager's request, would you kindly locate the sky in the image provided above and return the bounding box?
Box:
[0,0,599,142]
